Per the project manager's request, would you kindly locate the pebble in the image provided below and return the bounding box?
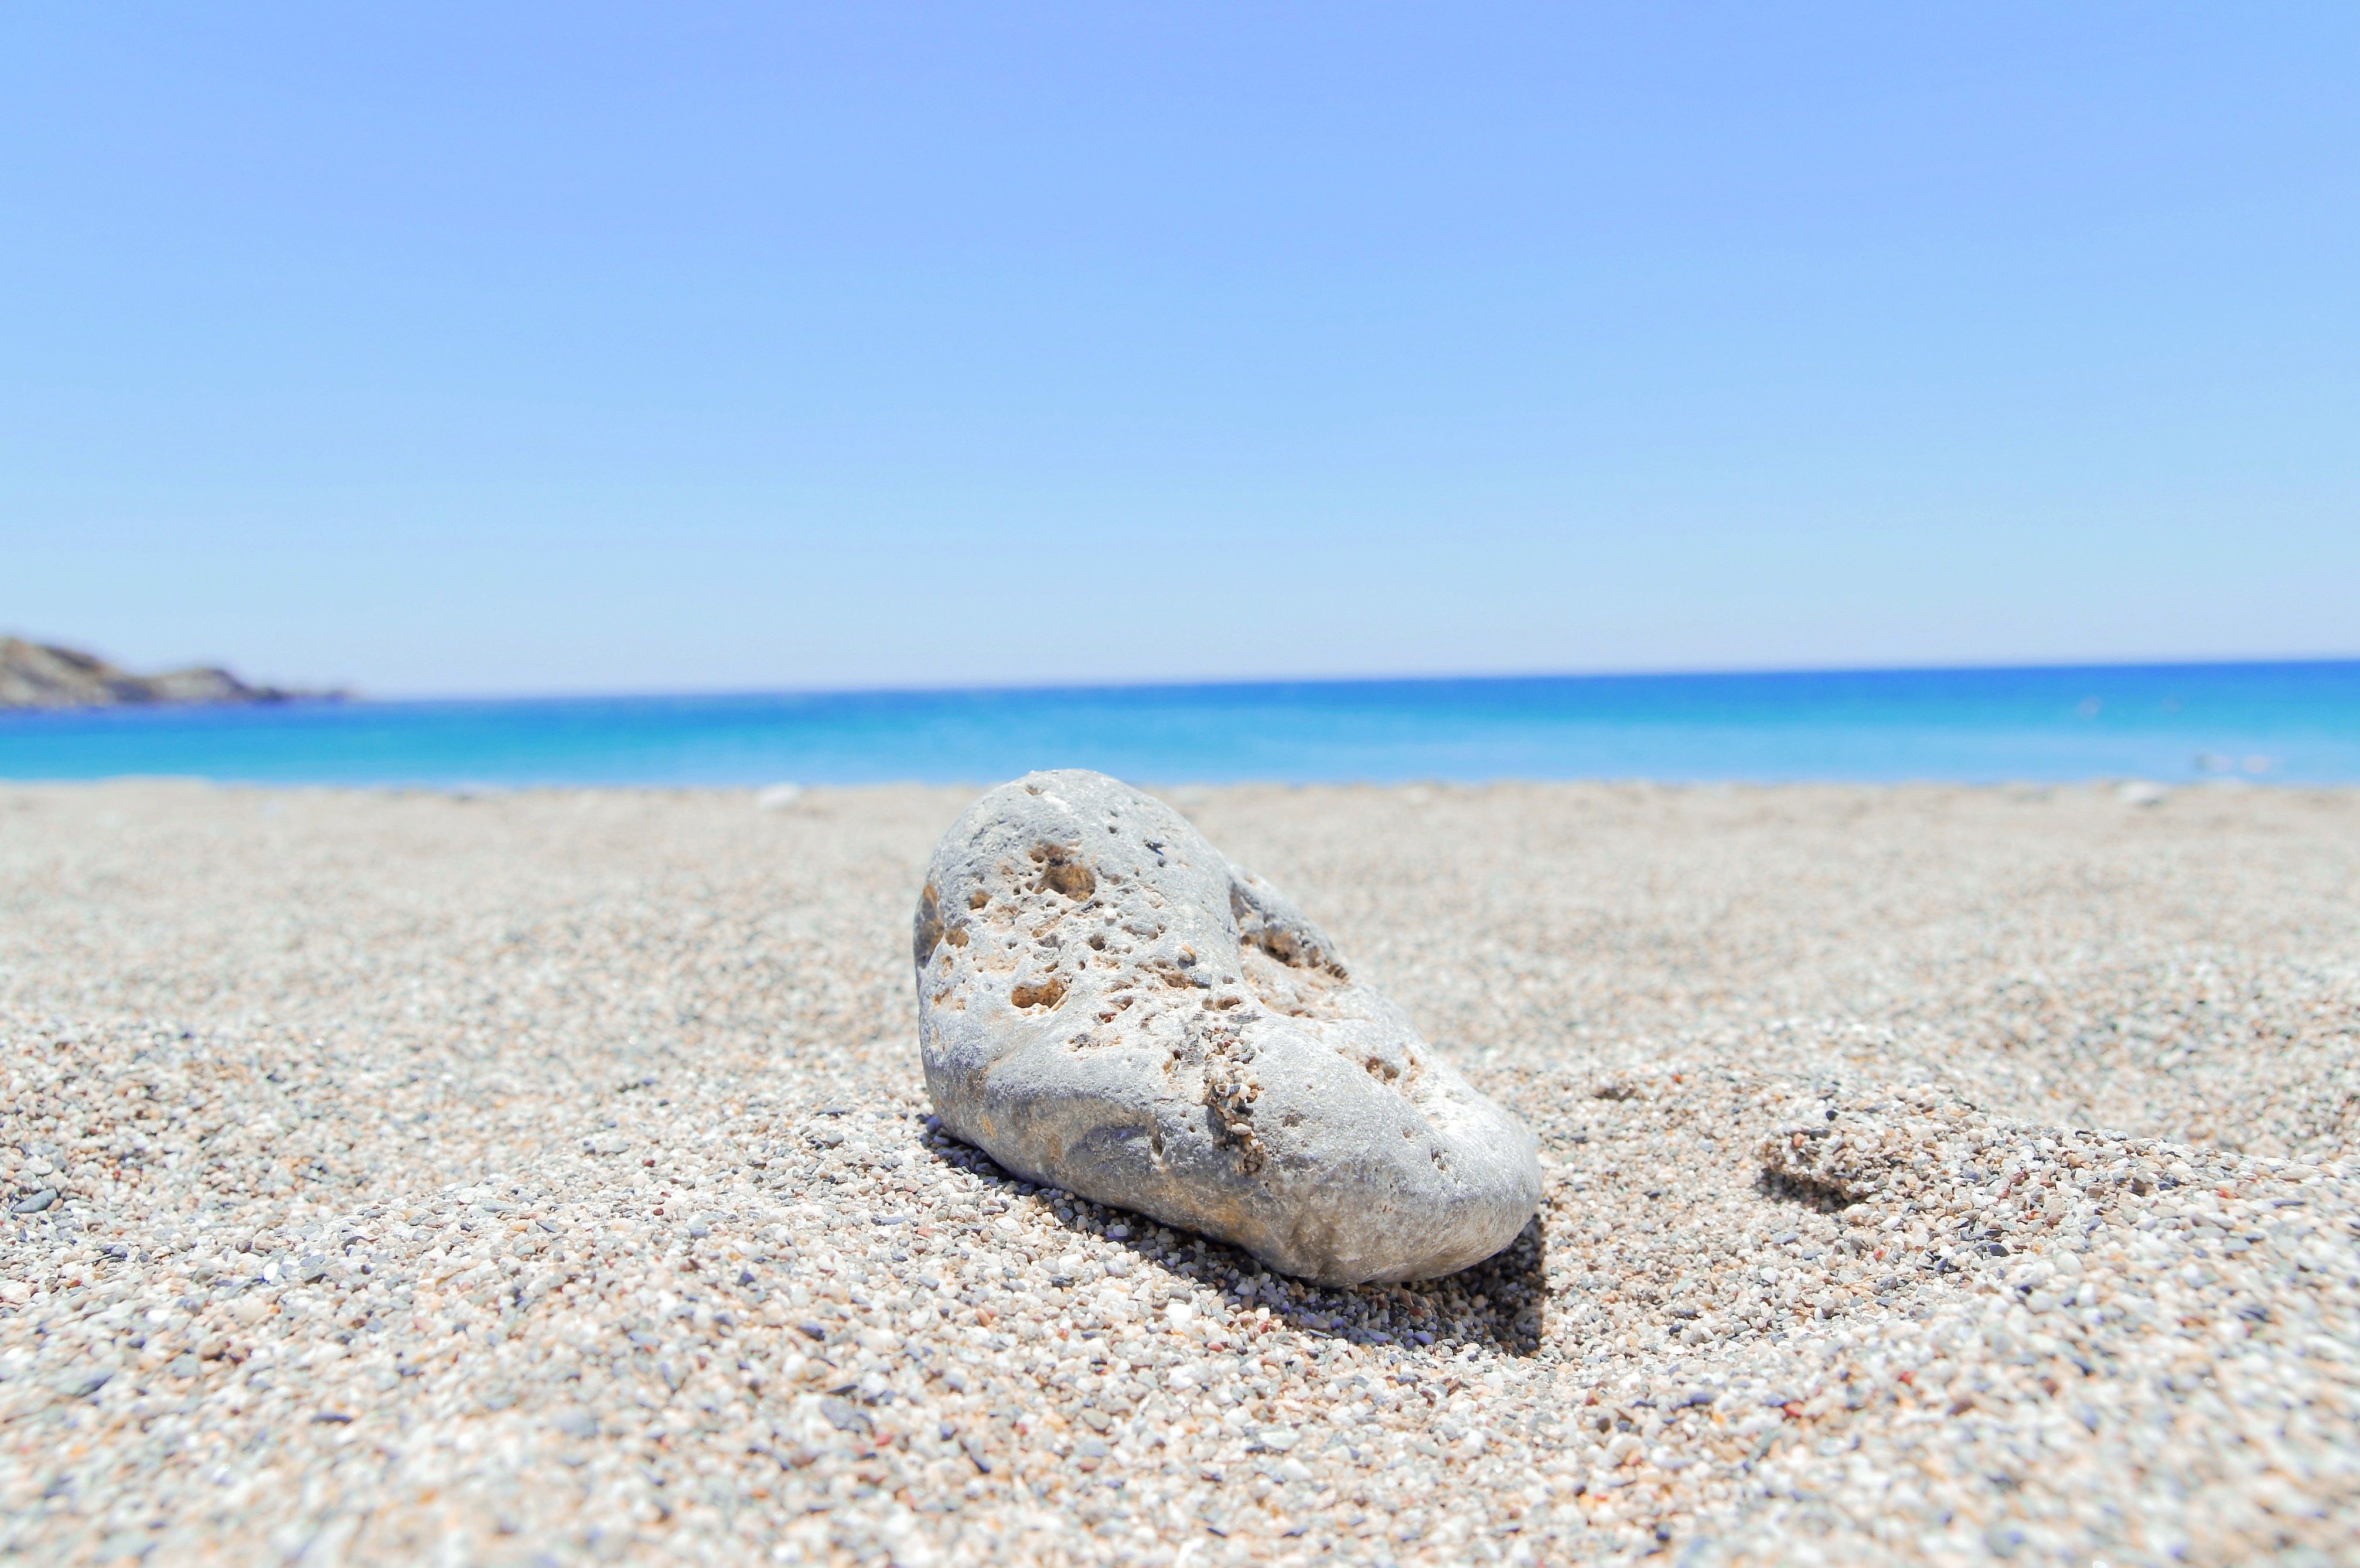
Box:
[1,778,2356,1564]
[915,770,1541,1284]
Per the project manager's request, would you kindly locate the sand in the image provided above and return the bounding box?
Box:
[2,778,2356,1566]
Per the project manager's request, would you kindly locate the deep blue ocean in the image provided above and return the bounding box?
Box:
[2,662,2355,788]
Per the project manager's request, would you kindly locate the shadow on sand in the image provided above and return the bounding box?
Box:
[922,1128,1548,1357]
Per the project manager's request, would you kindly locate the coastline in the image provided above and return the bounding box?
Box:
[0,636,342,711]
[4,779,2356,1562]
[3,659,2356,788]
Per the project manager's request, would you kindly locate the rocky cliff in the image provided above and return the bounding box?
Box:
[0,637,333,710]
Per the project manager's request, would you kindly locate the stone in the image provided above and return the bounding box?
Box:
[910,769,1542,1285]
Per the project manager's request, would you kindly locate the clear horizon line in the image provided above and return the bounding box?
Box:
[329,650,2360,705]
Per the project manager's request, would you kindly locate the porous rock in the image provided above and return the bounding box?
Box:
[911,769,1541,1284]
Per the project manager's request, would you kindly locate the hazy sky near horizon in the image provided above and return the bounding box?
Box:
[5,5,2355,696]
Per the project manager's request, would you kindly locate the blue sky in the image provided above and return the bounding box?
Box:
[5,5,2355,695]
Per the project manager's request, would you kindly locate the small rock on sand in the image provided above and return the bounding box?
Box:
[912,769,1542,1284]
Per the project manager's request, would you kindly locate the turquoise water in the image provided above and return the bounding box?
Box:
[2,663,2355,788]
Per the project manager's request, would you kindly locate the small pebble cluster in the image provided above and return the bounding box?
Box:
[1,779,2355,1564]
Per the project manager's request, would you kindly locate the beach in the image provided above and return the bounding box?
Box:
[4,778,2356,1564]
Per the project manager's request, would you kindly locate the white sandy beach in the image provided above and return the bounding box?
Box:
[3,779,2356,1564]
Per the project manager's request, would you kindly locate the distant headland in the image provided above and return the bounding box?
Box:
[0,636,344,710]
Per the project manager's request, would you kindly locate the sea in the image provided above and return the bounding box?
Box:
[2,662,2355,789]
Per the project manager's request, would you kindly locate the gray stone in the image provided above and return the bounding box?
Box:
[911,769,1541,1285]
